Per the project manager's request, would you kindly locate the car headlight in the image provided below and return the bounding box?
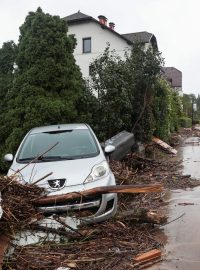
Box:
[84,161,110,183]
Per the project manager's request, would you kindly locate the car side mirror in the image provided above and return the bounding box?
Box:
[4,154,13,162]
[104,145,115,154]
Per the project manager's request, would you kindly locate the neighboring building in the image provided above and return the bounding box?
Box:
[122,32,158,51]
[63,11,158,78]
[162,67,183,96]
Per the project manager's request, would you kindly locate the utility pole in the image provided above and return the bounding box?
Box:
[192,98,194,125]
[192,98,197,125]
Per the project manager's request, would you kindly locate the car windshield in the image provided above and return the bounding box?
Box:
[17,129,99,162]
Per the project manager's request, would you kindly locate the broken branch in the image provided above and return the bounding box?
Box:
[34,183,164,205]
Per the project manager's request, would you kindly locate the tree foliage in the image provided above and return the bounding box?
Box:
[0,41,17,111]
[0,8,85,170]
[0,41,17,161]
[169,91,182,132]
[89,44,164,141]
[126,44,164,141]
[153,79,182,140]
[0,8,185,171]
[89,46,132,140]
[182,93,195,118]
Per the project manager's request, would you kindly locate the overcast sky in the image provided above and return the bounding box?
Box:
[0,0,199,95]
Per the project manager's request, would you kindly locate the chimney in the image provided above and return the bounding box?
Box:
[109,22,115,30]
[98,15,107,26]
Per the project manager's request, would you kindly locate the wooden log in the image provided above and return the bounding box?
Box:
[117,209,167,224]
[134,249,162,263]
[152,136,177,155]
[33,183,163,206]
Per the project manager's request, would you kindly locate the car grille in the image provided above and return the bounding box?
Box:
[37,194,102,207]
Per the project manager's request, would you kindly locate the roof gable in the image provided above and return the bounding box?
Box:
[63,11,132,45]
[63,11,92,23]
[63,12,158,49]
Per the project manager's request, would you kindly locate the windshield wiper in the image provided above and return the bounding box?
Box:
[18,156,75,162]
[18,157,36,162]
[39,156,75,161]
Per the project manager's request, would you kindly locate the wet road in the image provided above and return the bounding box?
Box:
[150,137,200,270]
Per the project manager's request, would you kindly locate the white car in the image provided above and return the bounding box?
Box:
[5,124,117,223]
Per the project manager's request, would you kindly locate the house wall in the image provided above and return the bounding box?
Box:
[68,21,131,78]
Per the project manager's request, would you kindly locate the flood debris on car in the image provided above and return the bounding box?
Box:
[0,166,164,269]
[1,137,200,270]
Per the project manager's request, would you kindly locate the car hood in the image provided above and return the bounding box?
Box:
[9,155,105,189]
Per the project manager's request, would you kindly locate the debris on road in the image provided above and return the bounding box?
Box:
[178,202,195,206]
[152,136,177,155]
[134,248,162,263]
[1,128,200,269]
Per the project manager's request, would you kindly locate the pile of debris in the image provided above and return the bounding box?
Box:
[5,223,162,270]
[111,154,199,189]
[0,176,45,234]
[1,139,199,269]
[0,165,165,269]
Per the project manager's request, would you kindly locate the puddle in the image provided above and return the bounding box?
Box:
[9,216,80,250]
[149,137,200,270]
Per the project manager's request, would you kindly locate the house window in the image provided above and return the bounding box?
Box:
[83,38,91,53]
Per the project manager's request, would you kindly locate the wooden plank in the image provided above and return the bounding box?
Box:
[33,183,163,206]
[134,249,162,263]
[152,136,177,155]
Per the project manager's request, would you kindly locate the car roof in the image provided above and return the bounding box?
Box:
[29,124,89,134]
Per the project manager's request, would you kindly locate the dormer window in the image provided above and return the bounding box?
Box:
[83,37,91,53]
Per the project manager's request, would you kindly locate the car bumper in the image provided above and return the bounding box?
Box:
[38,193,117,224]
[38,173,117,223]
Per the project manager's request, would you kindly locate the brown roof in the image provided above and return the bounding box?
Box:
[162,67,182,87]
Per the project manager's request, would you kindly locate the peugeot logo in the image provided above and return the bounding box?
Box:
[48,178,66,189]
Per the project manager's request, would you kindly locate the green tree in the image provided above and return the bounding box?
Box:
[0,41,17,101]
[0,8,84,169]
[153,79,171,140]
[89,46,132,140]
[0,41,17,152]
[89,44,164,141]
[182,93,195,118]
[196,94,200,120]
[126,44,164,141]
[169,91,182,132]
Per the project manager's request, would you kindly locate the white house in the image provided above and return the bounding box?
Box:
[63,11,158,78]
[161,67,183,96]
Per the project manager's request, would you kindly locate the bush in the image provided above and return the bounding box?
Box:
[179,117,192,128]
[193,119,200,125]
